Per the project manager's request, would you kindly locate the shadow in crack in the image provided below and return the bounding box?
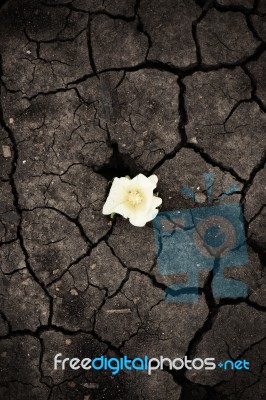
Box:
[95,142,144,180]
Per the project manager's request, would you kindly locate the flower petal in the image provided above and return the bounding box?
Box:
[129,195,162,227]
[132,173,156,192]
[128,213,148,227]
[129,208,159,227]
[112,203,135,220]
[152,195,162,209]
[102,177,129,215]
[148,175,158,189]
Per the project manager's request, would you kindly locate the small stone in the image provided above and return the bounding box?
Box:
[52,269,60,275]
[90,264,96,270]
[70,288,78,296]
[68,381,76,388]
[65,339,72,345]
[2,145,11,158]
[22,160,26,164]
[22,279,30,286]
[26,50,31,54]
[105,308,131,314]
[83,382,99,389]
[195,193,207,203]
[9,118,14,124]
[1,352,7,358]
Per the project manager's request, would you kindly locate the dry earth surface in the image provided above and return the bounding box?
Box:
[0,0,266,399]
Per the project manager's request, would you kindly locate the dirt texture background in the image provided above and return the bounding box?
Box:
[0,0,265,399]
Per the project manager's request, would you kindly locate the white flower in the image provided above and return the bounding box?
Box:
[102,174,162,227]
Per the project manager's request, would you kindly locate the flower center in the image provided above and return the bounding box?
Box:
[127,190,143,206]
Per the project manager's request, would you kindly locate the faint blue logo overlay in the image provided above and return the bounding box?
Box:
[153,173,248,302]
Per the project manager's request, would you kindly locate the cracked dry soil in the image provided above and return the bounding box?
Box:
[0,0,266,399]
